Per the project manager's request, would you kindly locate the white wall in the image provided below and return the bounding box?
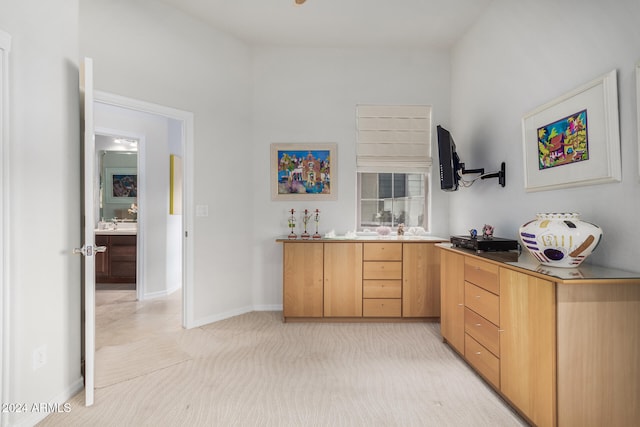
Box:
[0,1,82,425]
[250,47,452,308]
[80,0,254,324]
[449,0,640,272]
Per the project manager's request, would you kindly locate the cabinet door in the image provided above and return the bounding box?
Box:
[95,235,109,282]
[109,235,137,281]
[324,243,363,317]
[403,243,440,317]
[283,243,324,318]
[440,249,465,354]
[500,268,556,427]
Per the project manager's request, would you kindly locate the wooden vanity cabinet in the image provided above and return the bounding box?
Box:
[95,235,109,281]
[95,234,137,283]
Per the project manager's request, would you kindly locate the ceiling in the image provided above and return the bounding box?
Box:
[159,0,493,48]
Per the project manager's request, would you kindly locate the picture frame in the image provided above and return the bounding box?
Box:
[105,167,137,203]
[521,69,621,192]
[270,143,337,201]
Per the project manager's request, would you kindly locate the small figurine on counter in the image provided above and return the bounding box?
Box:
[482,224,494,239]
[397,223,405,236]
[301,209,312,239]
[288,208,297,239]
[469,228,478,239]
[313,209,321,239]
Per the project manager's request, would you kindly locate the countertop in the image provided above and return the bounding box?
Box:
[276,235,448,243]
[95,224,137,236]
[437,242,640,285]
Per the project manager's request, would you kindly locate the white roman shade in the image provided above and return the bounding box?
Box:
[356,105,432,173]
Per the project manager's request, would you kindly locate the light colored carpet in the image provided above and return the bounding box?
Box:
[38,291,526,427]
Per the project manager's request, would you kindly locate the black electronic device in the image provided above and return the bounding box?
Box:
[437,125,461,191]
[450,235,519,252]
[436,125,506,191]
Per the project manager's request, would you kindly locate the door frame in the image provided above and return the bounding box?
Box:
[94,90,195,328]
[0,28,11,427]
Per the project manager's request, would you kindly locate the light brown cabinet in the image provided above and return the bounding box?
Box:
[324,243,363,317]
[283,242,324,318]
[363,243,402,317]
[439,244,640,427]
[403,243,441,317]
[462,256,502,390]
[499,268,555,427]
[280,239,444,321]
[440,250,465,354]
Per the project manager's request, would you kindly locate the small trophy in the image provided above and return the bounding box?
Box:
[313,209,321,239]
[301,209,311,240]
[287,209,297,239]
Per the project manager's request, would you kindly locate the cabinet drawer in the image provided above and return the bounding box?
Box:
[363,261,402,280]
[464,281,499,325]
[464,307,500,357]
[363,298,401,317]
[363,280,402,298]
[110,235,137,246]
[465,334,500,389]
[110,245,136,258]
[465,257,499,294]
[363,243,402,261]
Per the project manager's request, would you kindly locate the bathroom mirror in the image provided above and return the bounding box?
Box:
[95,134,138,222]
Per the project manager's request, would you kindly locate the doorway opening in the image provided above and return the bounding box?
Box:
[93,91,194,328]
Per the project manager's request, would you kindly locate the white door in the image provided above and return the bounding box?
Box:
[77,57,103,406]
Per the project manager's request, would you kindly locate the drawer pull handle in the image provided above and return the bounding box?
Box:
[457,303,463,306]
[475,295,481,299]
[498,329,505,333]
[475,323,482,327]
[475,351,482,355]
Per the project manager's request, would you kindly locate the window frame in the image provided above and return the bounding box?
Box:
[356,171,430,231]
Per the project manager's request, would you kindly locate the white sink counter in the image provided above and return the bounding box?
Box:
[95,228,137,236]
[95,222,137,235]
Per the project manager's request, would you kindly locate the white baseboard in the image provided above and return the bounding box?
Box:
[190,305,254,328]
[253,304,282,311]
[14,377,83,427]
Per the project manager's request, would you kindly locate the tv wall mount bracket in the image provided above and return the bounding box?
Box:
[460,162,506,187]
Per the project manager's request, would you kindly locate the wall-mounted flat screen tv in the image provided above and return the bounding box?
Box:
[437,125,461,191]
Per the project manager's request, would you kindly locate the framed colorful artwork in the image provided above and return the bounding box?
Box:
[270,143,337,201]
[521,70,621,192]
[105,167,137,203]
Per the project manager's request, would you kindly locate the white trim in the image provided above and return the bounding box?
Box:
[190,306,255,328]
[93,91,195,329]
[253,304,283,311]
[0,29,11,427]
[11,377,83,427]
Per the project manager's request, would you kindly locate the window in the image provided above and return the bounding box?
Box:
[356,105,432,231]
[358,172,427,229]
